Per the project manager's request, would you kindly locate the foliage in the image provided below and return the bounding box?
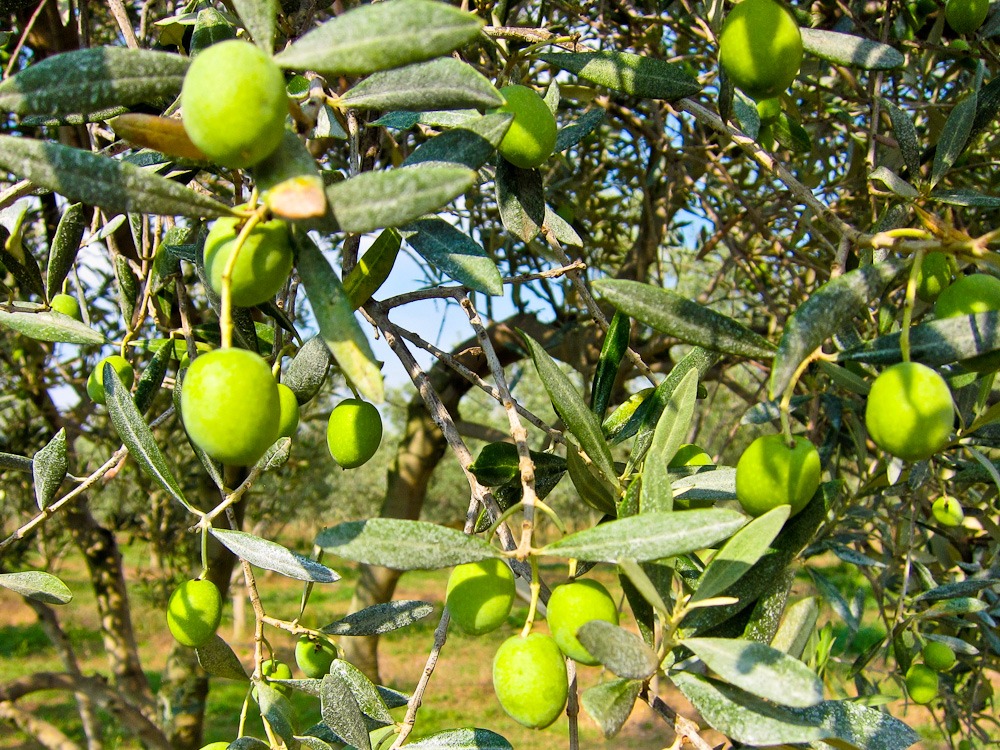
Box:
[0,1,998,750]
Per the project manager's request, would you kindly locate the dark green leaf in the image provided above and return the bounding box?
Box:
[771,112,811,153]
[297,235,384,403]
[315,518,500,570]
[283,335,332,405]
[196,634,250,681]
[321,600,434,636]
[327,166,477,234]
[0,47,187,115]
[882,99,920,175]
[914,578,1000,602]
[210,529,340,583]
[540,52,701,100]
[800,28,904,70]
[540,509,746,563]
[495,159,545,243]
[577,621,659,679]
[133,338,174,415]
[641,368,698,514]
[590,310,630,418]
[837,311,1000,366]
[0,571,73,605]
[565,440,619,515]
[930,189,1000,208]
[692,505,789,602]
[580,679,642,739]
[104,362,192,512]
[32,428,66,511]
[593,279,775,360]
[340,58,502,111]
[555,108,604,153]
[404,729,513,749]
[682,637,824,707]
[401,218,503,295]
[320,671,371,750]
[275,0,482,77]
[468,442,566,487]
[0,301,106,345]
[343,228,402,309]
[46,202,86,296]
[115,255,138,324]
[230,0,276,52]
[932,92,977,188]
[519,330,617,483]
[0,136,230,218]
[0,452,32,472]
[402,113,513,170]
[769,258,907,399]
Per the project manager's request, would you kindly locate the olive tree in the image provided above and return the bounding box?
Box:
[0,1,997,749]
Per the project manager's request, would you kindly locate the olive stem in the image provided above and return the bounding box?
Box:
[520,555,542,638]
[778,348,823,445]
[900,249,924,364]
[219,209,265,350]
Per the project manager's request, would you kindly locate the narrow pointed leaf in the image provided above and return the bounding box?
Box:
[320,671,371,750]
[542,205,582,247]
[0,453,32,472]
[593,279,775,360]
[0,302,106,345]
[540,51,701,100]
[837,311,1000,366]
[882,99,920,175]
[672,467,737,504]
[800,28,904,70]
[403,113,512,170]
[565,440,619,515]
[230,0,276,52]
[692,504,790,602]
[104,363,192,512]
[590,310,630,418]
[519,330,616,482]
[402,218,503,295]
[540,509,746,563]
[275,0,482,77]
[641,368,698,514]
[327,166,476,234]
[210,529,340,582]
[315,518,500,569]
[0,571,72,604]
[580,679,642,739]
[344,228,402,309]
[0,47,187,115]
[932,92,977,188]
[32,428,67,511]
[321,600,434,636]
[555,108,605,153]
[255,683,296,745]
[770,597,820,660]
[683,637,823,707]
[133,338,175,415]
[340,58,502,111]
[46,202,86,295]
[283,335,332,405]
[769,258,907,399]
[577,621,659,679]
[405,729,513,749]
[495,159,545,243]
[196,634,250,681]
[297,235,384,403]
[0,136,230,218]
[330,659,393,724]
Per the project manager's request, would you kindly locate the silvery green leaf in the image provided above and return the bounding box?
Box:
[402,113,512,170]
[882,99,920,175]
[401,218,503,295]
[46,202,86,295]
[577,621,659,679]
[555,108,604,153]
[770,597,820,660]
[641,368,698,514]
[495,159,544,243]
[540,51,701,100]
[196,634,250,681]
[0,452,32,472]
[284,335,332,405]
[321,600,434,636]
[869,166,918,198]
[255,682,296,745]
[672,467,736,504]
[0,302,106,345]
[800,28,904,70]
[932,92,977,188]
[0,571,73,604]
[32,428,67,511]
[340,58,502,111]
[320,671,371,750]
[210,529,340,583]
[580,679,642,739]
[230,0,276,52]
[330,659,393,724]
[404,729,513,749]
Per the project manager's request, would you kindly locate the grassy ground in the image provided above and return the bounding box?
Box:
[0,543,989,749]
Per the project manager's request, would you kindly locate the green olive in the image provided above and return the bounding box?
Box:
[276,383,300,438]
[922,641,957,672]
[905,663,939,704]
[865,362,954,462]
[718,0,803,100]
[180,348,281,466]
[49,293,81,320]
[735,434,820,517]
[945,0,990,34]
[669,443,714,468]
[203,212,294,308]
[446,559,516,636]
[326,398,382,469]
[491,85,558,169]
[181,40,288,168]
[931,496,965,527]
[546,579,619,665]
[87,355,135,405]
[492,633,568,729]
[166,579,223,647]
[916,252,954,303]
[934,273,1000,371]
[294,636,337,678]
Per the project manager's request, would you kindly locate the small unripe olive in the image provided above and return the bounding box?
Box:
[166,579,223,647]
[669,443,713,468]
[931,496,965,527]
[446,559,516,636]
[276,383,300,438]
[260,658,293,697]
[922,641,957,672]
[735,434,820,517]
[916,252,953,303]
[294,636,337,678]
[49,293,81,320]
[546,579,619,665]
[905,663,939,704]
[718,0,803,100]
[492,633,568,728]
[181,40,288,168]
[945,0,990,34]
[491,85,558,169]
[327,398,382,469]
[87,355,134,405]
[865,362,954,461]
[203,212,293,308]
[180,348,281,466]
